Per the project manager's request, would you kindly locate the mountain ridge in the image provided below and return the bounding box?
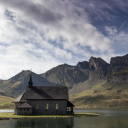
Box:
[1,53,128,108]
[0,70,63,98]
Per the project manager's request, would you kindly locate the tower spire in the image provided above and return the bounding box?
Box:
[28,74,33,87]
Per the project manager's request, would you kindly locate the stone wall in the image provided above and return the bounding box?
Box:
[27,99,67,115]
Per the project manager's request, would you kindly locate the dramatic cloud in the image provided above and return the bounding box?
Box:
[0,0,127,79]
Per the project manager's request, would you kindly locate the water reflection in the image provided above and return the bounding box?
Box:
[74,108,128,116]
[1,108,128,128]
[14,118,74,128]
[74,116,128,128]
[1,116,128,128]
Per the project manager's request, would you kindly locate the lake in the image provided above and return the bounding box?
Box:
[0,108,128,128]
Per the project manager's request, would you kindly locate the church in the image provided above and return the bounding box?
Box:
[12,75,74,115]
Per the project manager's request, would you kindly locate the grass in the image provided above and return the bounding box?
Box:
[0,113,99,119]
[0,102,14,109]
[0,95,14,109]
[69,78,128,108]
[113,67,128,76]
[74,113,99,117]
[11,81,21,88]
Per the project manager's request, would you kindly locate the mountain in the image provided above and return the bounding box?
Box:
[0,70,62,98]
[41,57,109,89]
[88,57,109,85]
[69,57,110,96]
[69,54,128,108]
[108,54,128,83]
[110,54,128,73]
[76,61,89,69]
[1,54,128,108]
[41,63,89,89]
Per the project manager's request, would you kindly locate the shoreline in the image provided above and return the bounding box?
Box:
[0,113,99,120]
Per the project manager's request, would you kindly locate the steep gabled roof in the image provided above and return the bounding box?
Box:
[12,93,26,103]
[17,102,33,108]
[25,86,68,100]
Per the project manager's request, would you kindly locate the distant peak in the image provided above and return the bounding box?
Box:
[22,70,31,72]
[58,63,73,67]
[90,56,101,60]
[63,63,68,66]
[77,61,89,69]
[89,56,109,70]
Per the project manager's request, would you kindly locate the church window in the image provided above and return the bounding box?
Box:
[36,104,38,110]
[46,104,49,109]
[56,104,59,109]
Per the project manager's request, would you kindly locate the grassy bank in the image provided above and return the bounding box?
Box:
[0,113,99,119]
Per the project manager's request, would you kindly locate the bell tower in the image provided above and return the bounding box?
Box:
[28,74,33,87]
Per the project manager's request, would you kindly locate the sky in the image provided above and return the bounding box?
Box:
[0,0,128,79]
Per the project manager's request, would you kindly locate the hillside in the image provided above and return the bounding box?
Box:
[0,91,14,109]
[41,63,89,89]
[69,79,128,108]
[0,70,62,98]
[69,54,128,108]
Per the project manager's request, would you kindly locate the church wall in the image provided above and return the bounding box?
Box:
[14,103,22,115]
[14,102,32,115]
[27,99,67,115]
[16,108,32,115]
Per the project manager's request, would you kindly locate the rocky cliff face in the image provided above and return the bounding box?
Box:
[77,61,89,69]
[110,54,128,73]
[89,57,109,80]
[89,57,109,71]
[108,67,128,83]
[108,75,128,83]
[108,54,128,83]
[76,61,89,76]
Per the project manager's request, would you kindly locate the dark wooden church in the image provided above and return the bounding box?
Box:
[12,75,74,115]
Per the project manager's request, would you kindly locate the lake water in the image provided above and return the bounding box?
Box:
[0,110,14,113]
[0,108,128,128]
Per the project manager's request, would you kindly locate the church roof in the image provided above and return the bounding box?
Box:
[17,102,33,108]
[12,93,26,103]
[67,100,75,107]
[25,86,68,100]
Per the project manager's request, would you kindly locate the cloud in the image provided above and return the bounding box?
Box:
[105,26,117,36]
[72,0,128,20]
[0,0,63,26]
[0,0,127,79]
[105,25,128,55]
[0,0,113,52]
